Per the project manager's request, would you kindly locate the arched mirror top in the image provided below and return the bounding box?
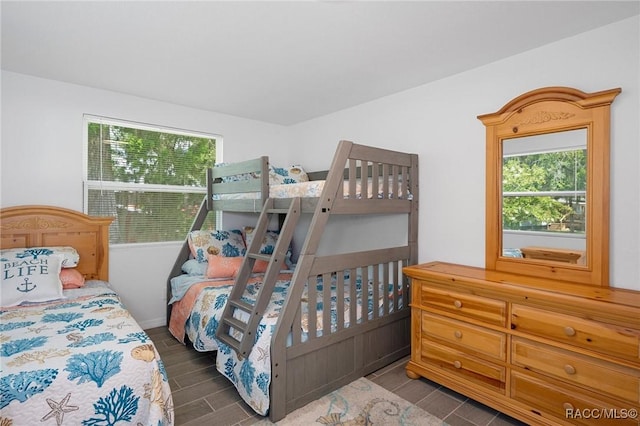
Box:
[478,86,620,287]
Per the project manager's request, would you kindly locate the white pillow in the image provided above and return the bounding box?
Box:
[0,246,80,268]
[1,253,64,307]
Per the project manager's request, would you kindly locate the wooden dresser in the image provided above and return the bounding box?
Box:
[404,262,640,426]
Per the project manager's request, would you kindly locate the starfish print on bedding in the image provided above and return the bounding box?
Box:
[41,393,79,426]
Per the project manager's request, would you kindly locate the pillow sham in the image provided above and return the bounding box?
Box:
[243,226,293,269]
[0,246,80,268]
[1,253,64,307]
[270,164,309,185]
[60,268,86,289]
[216,162,309,186]
[216,162,260,183]
[206,254,243,279]
[182,259,208,276]
[188,229,246,262]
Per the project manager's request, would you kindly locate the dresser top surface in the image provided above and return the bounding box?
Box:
[404,261,640,310]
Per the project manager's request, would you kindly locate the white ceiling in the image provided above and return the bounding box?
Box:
[2,1,639,125]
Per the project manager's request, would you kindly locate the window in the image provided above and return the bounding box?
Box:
[85,116,219,244]
[502,148,586,234]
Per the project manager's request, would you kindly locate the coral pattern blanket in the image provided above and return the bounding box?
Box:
[168,271,403,417]
[0,283,173,425]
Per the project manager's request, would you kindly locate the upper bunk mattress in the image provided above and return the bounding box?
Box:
[213,179,411,200]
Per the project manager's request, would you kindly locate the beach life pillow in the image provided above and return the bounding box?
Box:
[0,246,80,268]
[60,268,86,289]
[1,252,65,307]
[188,229,246,262]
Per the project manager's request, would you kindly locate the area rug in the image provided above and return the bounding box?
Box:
[253,377,445,425]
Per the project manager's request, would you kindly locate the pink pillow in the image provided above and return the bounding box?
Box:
[206,254,269,278]
[60,268,86,289]
[206,255,243,279]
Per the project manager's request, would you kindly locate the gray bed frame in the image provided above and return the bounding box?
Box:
[166,140,419,421]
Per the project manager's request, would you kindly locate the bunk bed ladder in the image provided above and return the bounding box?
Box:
[216,197,301,358]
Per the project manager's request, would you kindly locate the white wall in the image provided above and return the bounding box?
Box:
[290,16,640,290]
[0,72,290,327]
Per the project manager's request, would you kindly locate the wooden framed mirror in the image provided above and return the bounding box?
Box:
[478,86,620,286]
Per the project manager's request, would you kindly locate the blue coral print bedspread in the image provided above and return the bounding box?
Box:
[183,273,403,417]
[0,282,174,426]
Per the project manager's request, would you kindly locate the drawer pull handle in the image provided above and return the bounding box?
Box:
[563,402,574,411]
[453,360,462,369]
[564,364,576,375]
[454,330,463,339]
[564,326,576,337]
[453,300,463,309]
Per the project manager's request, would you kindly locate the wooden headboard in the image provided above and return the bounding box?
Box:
[0,205,113,281]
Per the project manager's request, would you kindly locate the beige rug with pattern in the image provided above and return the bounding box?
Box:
[253,377,445,425]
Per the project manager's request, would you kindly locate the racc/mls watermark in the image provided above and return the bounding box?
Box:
[566,407,638,421]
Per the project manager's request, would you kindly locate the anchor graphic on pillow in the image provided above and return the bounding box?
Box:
[17,277,37,293]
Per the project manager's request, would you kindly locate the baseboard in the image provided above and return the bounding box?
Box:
[139,317,167,330]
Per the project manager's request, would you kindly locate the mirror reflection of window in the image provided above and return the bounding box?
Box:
[501,129,587,255]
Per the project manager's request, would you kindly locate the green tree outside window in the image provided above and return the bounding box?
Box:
[86,119,218,244]
[502,149,586,233]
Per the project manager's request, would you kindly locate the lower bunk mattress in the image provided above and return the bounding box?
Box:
[168,270,404,416]
[0,282,174,426]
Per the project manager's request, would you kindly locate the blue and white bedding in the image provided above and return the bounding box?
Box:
[213,178,412,201]
[173,271,403,416]
[0,282,174,426]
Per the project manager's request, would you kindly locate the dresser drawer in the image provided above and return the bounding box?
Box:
[511,304,640,362]
[511,371,640,426]
[421,338,505,393]
[420,284,506,326]
[421,312,506,360]
[512,337,639,403]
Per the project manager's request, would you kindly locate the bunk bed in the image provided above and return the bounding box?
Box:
[1,205,174,426]
[166,140,419,421]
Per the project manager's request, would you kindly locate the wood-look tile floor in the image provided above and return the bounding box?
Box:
[146,326,527,426]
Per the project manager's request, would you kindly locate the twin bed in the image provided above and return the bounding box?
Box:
[0,206,174,425]
[166,140,419,421]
